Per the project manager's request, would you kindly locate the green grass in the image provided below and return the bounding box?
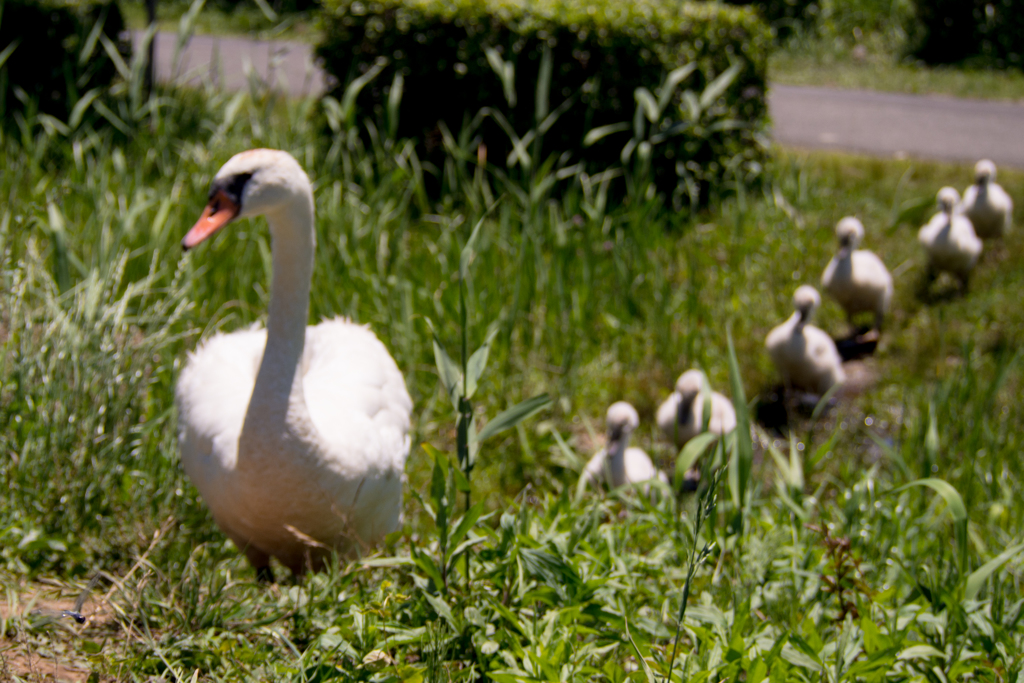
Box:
[772,46,1024,101]
[120,0,321,42]
[1,63,1023,680]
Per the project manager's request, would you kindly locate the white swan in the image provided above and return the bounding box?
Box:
[176,149,412,580]
[962,160,1013,239]
[581,402,666,490]
[765,285,846,395]
[655,370,736,447]
[821,217,893,332]
[918,186,982,288]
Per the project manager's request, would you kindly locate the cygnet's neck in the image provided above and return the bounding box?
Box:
[606,433,630,484]
[677,393,697,427]
[239,196,317,454]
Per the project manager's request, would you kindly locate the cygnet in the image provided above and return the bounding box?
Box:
[581,402,666,490]
[918,187,982,289]
[656,369,736,447]
[765,285,846,396]
[962,160,1013,239]
[821,216,893,332]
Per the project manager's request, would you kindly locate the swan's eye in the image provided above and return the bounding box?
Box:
[208,172,253,208]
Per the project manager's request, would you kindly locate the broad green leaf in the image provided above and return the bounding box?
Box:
[925,401,939,464]
[465,325,499,400]
[658,63,697,111]
[422,591,459,633]
[473,394,551,444]
[410,547,444,591]
[425,318,461,406]
[965,539,1024,599]
[675,432,718,489]
[583,122,630,147]
[387,72,403,138]
[624,615,656,683]
[341,57,388,126]
[535,43,552,123]
[0,40,19,72]
[99,34,131,81]
[252,0,279,21]
[489,599,525,635]
[634,87,659,123]
[682,90,701,120]
[69,89,102,130]
[699,62,742,110]
[483,46,516,107]
[447,502,486,559]
[897,644,946,661]
[519,547,580,591]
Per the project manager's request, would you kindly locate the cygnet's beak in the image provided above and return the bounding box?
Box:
[182,190,240,251]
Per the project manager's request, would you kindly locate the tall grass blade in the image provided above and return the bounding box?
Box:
[964,540,1024,600]
[725,328,752,517]
[895,478,968,574]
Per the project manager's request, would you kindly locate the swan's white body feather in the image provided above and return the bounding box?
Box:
[918,209,981,278]
[580,401,665,490]
[766,314,845,395]
[177,320,411,566]
[581,447,665,489]
[766,287,846,396]
[962,182,1013,239]
[821,250,892,322]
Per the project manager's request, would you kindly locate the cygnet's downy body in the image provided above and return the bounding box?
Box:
[962,160,1013,239]
[765,286,846,396]
[821,217,893,332]
[656,370,736,448]
[918,187,982,287]
[582,402,666,490]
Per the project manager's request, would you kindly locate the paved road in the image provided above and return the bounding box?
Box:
[133,31,326,98]
[770,84,1024,168]
[135,31,1024,168]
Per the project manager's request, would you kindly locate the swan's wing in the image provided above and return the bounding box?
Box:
[710,392,737,435]
[655,393,681,440]
[177,327,266,475]
[624,447,662,484]
[302,318,413,473]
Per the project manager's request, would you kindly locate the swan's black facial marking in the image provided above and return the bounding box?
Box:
[209,172,253,210]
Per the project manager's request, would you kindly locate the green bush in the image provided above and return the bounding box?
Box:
[911,0,1024,69]
[722,0,818,39]
[0,0,129,120]
[317,0,771,205]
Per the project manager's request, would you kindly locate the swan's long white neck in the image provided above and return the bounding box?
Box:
[239,195,318,458]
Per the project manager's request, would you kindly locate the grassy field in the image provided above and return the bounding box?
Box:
[1,62,1023,680]
[120,0,320,41]
[772,48,1024,101]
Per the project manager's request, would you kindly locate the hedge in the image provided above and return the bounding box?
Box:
[722,0,817,39]
[0,0,128,120]
[912,0,1024,70]
[317,0,771,204]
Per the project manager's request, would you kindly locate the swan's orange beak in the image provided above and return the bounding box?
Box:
[182,190,240,251]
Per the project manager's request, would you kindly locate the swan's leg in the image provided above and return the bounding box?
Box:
[255,565,276,584]
[243,546,274,583]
